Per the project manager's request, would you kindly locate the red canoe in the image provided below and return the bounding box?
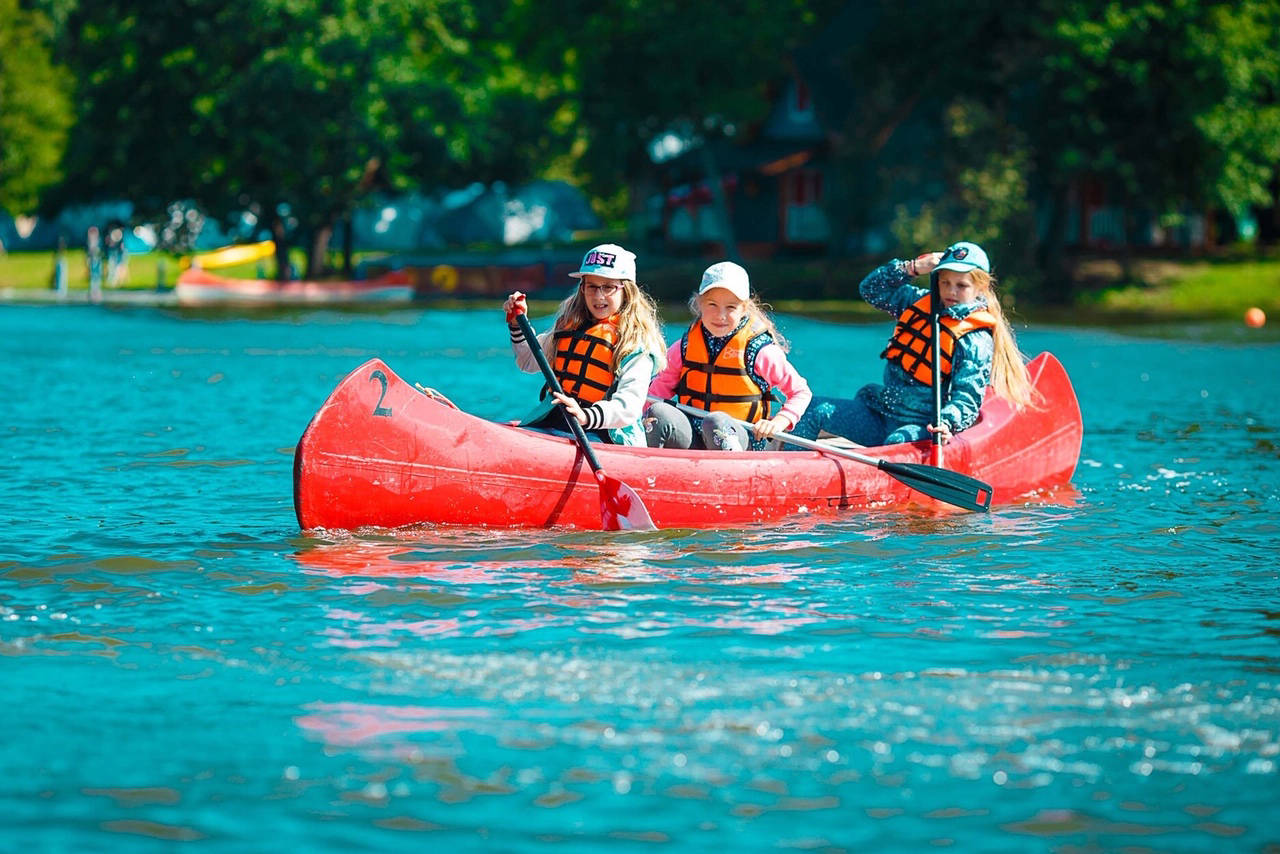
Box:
[293,353,1083,530]
[175,268,414,306]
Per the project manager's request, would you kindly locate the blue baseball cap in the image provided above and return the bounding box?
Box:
[935,242,990,274]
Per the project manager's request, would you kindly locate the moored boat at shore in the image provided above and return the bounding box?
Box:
[175,268,413,306]
[293,352,1083,530]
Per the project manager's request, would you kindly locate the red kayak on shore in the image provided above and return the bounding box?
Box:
[293,353,1082,530]
[175,268,414,306]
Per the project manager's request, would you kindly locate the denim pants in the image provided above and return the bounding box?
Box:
[789,386,931,446]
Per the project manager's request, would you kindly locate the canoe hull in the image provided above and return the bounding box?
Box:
[293,353,1082,530]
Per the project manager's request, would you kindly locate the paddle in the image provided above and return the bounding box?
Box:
[930,270,945,467]
[651,397,992,513]
[514,312,656,531]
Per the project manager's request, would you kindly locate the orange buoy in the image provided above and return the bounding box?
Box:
[1245,307,1266,328]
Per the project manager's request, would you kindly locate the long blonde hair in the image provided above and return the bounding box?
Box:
[970,270,1036,409]
[688,293,790,352]
[554,279,668,370]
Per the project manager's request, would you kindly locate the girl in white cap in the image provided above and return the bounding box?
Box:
[791,242,1034,446]
[503,243,667,446]
[646,261,811,452]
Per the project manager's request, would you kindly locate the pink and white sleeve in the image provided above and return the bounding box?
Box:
[752,344,812,429]
[645,340,685,406]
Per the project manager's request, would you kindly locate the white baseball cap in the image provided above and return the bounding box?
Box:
[698,261,750,301]
[568,243,636,281]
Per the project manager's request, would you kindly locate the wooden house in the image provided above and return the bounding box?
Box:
[655,73,832,259]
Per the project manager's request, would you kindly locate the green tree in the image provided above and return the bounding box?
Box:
[815,0,1280,300]
[0,0,73,216]
[1027,0,1280,293]
[512,0,843,251]
[201,0,571,276]
[58,0,566,277]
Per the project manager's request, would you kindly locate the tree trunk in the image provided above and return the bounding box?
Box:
[271,213,291,281]
[341,212,354,277]
[700,141,739,264]
[1035,184,1072,304]
[1253,173,1280,246]
[1119,204,1136,282]
[627,158,658,254]
[306,222,333,279]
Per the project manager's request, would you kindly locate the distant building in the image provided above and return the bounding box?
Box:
[1058,175,1222,250]
[653,72,831,259]
[654,48,1242,259]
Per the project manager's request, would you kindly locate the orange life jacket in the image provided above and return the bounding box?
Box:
[675,320,773,423]
[881,294,996,386]
[547,317,619,403]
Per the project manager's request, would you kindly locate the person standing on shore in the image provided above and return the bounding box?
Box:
[52,235,68,298]
[105,225,129,287]
[86,226,103,302]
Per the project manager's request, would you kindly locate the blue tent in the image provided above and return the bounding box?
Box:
[505,180,600,244]
[0,201,156,252]
[348,181,601,250]
[437,181,602,246]
[0,210,15,250]
[0,209,63,251]
[2,181,601,255]
[349,193,446,251]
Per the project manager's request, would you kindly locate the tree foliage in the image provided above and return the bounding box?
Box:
[31,0,1280,292]
[58,0,568,275]
[1032,0,1280,209]
[0,0,73,215]
[810,0,1280,297]
[510,0,843,214]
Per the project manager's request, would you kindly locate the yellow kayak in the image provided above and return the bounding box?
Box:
[181,240,276,270]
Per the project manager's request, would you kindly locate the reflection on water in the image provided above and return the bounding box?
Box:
[296,701,494,747]
[278,501,1279,845]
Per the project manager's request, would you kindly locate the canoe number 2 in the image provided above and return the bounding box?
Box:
[369,370,392,417]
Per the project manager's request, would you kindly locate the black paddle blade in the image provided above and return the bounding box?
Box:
[596,470,657,531]
[878,460,993,513]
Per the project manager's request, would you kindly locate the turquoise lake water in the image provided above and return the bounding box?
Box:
[2,302,1278,852]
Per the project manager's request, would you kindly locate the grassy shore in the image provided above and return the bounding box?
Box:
[0,248,187,291]
[1050,254,1278,322]
[3,247,1277,327]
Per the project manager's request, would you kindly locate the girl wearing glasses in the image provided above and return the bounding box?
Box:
[790,242,1035,447]
[503,243,667,446]
[646,261,812,452]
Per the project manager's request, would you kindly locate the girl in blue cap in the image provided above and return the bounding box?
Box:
[791,242,1034,446]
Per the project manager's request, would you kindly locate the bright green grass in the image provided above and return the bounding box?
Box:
[0,249,181,290]
[1083,258,1280,319]
[0,249,310,291]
